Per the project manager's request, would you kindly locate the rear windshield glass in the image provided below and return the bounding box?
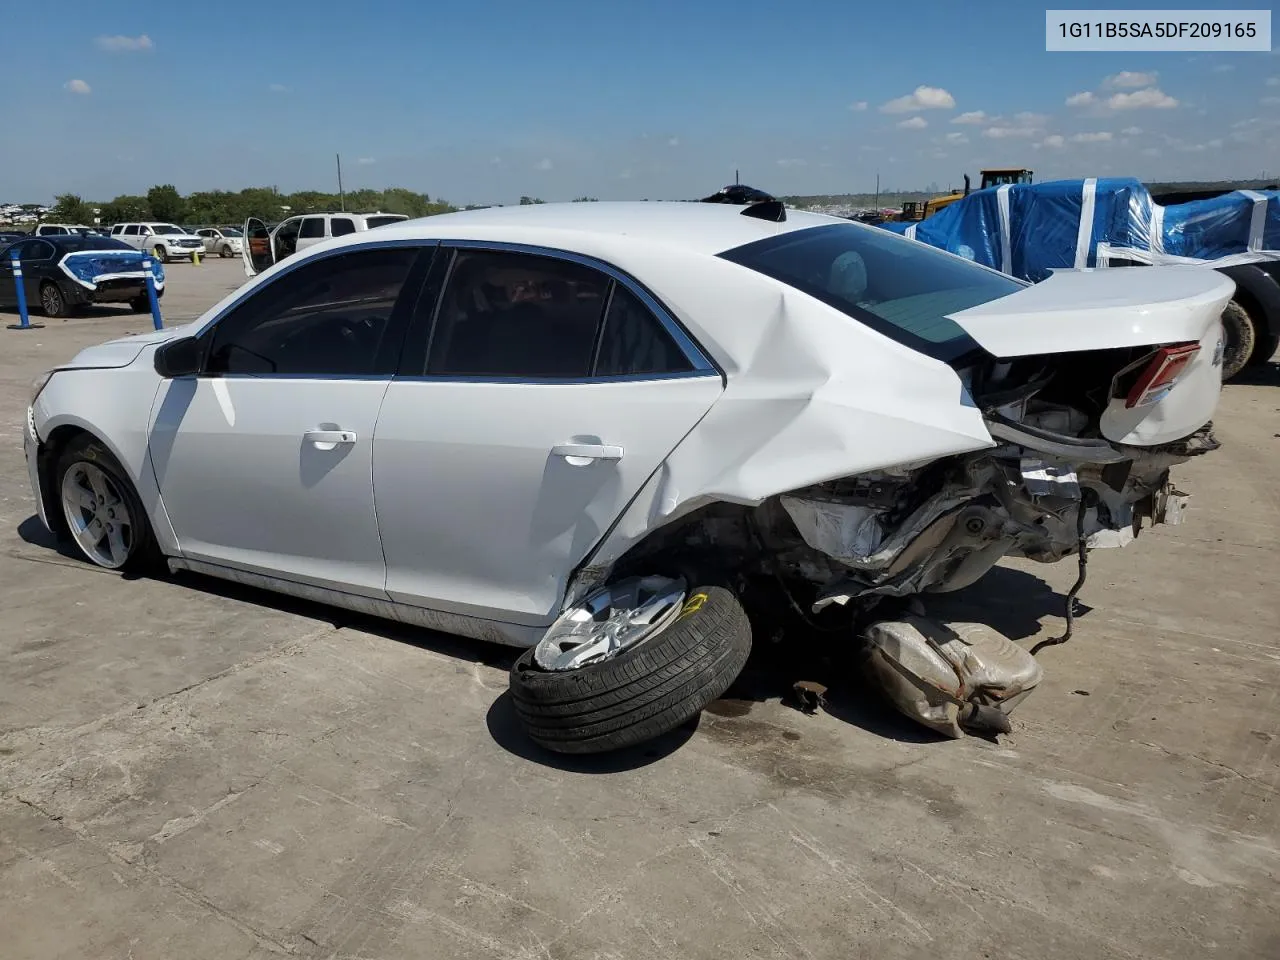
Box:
[365,216,407,229]
[720,222,1026,362]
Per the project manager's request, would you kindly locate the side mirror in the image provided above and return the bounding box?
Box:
[154,336,202,378]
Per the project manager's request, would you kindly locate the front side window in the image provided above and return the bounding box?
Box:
[153,224,184,235]
[426,250,608,378]
[299,217,325,239]
[721,222,1025,362]
[205,247,418,376]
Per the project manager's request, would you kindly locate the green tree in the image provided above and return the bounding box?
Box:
[101,195,150,223]
[50,193,94,224]
[146,184,186,222]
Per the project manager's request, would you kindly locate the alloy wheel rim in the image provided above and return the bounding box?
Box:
[532,575,687,671]
[42,286,61,313]
[60,462,134,569]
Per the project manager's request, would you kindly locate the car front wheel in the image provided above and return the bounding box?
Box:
[152,245,169,264]
[220,243,234,258]
[509,576,752,754]
[55,435,161,573]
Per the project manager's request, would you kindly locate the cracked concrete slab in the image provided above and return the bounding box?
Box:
[1,261,1278,959]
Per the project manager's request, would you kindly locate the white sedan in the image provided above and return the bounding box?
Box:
[24,201,1231,752]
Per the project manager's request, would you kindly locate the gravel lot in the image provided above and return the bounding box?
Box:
[1,258,1277,959]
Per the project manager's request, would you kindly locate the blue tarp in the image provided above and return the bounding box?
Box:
[879,178,1279,282]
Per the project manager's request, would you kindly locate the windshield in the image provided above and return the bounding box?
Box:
[60,237,134,252]
[365,215,408,229]
[720,222,1025,362]
[218,227,243,237]
[153,224,185,235]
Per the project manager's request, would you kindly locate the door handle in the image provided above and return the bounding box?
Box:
[304,429,357,450]
[551,443,624,463]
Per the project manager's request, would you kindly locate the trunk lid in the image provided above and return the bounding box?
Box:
[945,265,1234,358]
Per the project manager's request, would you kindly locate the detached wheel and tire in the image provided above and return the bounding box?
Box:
[55,435,161,574]
[1219,300,1257,381]
[510,577,752,754]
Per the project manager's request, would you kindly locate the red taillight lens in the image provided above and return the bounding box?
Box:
[1124,343,1200,409]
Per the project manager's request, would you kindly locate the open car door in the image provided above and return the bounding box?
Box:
[242,217,274,277]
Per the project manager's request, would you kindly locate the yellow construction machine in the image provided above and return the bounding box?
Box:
[897,168,1033,221]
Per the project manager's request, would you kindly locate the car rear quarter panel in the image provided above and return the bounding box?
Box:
[33,359,179,554]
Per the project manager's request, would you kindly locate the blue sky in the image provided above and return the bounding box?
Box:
[3,1,1278,204]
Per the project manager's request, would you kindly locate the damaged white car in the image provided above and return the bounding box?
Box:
[23,201,1230,752]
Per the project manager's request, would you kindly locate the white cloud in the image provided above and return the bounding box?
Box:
[1121,126,1143,135]
[1105,70,1157,88]
[94,34,152,52]
[356,157,375,165]
[849,100,868,111]
[269,83,289,93]
[1107,88,1178,109]
[951,110,988,125]
[1262,96,1280,106]
[897,116,928,129]
[880,85,955,113]
[1041,134,1065,148]
[983,125,1039,139]
[944,132,969,143]
[1014,111,1048,125]
[1065,91,1096,107]
[776,158,807,167]
[1070,131,1113,143]
[1211,63,1235,73]
[64,79,91,95]
[1268,77,1280,87]
[536,158,553,171]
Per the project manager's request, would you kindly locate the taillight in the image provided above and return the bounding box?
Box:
[1124,343,1200,408]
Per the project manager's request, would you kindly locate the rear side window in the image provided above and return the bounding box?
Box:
[124,225,139,235]
[299,217,325,239]
[330,217,356,237]
[365,216,406,229]
[425,250,609,378]
[721,222,1025,362]
[594,285,695,377]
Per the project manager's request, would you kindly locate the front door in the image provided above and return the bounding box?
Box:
[373,246,722,626]
[149,243,431,596]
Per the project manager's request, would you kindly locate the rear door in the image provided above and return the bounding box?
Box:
[372,245,723,627]
[296,216,327,252]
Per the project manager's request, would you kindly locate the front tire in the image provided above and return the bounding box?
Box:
[510,583,752,754]
[152,245,169,264]
[1220,300,1256,381]
[55,435,161,574]
[220,243,234,258]
[39,282,69,318]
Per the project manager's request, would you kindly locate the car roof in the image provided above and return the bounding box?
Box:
[370,201,841,257]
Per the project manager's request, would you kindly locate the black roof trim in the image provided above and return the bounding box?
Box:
[740,200,786,223]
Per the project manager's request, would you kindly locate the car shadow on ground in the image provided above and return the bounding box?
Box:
[17,514,1083,766]
[1228,358,1279,387]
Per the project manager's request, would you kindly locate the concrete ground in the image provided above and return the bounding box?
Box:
[0,258,1277,960]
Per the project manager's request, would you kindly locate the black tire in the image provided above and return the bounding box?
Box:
[128,296,150,313]
[39,281,68,318]
[54,434,163,575]
[220,243,234,258]
[1220,300,1256,381]
[509,584,752,754]
[153,245,169,264]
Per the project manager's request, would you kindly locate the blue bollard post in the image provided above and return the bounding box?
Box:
[6,252,43,330]
[142,257,163,330]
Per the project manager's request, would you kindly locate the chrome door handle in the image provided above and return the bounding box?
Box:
[304,429,357,449]
[551,443,623,462]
